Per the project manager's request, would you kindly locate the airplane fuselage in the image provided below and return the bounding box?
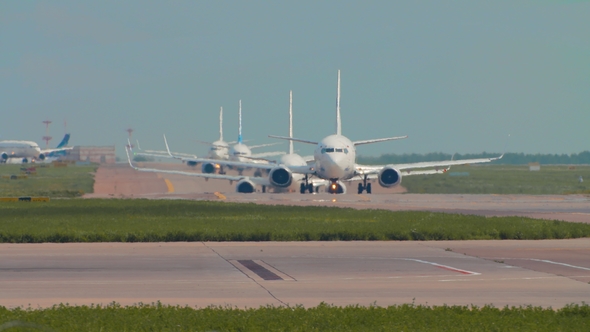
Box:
[0,141,42,161]
[313,134,356,181]
[208,140,230,160]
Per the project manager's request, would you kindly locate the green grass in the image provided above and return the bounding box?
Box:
[1,199,589,243]
[1,302,588,331]
[0,163,97,197]
[402,165,590,194]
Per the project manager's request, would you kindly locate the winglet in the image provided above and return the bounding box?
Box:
[125,145,137,169]
[136,139,142,151]
[163,134,173,157]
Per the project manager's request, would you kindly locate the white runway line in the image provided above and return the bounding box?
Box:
[528,259,590,271]
[402,259,481,275]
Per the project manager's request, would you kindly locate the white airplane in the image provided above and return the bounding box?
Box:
[267,70,504,194]
[126,91,320,193]
[127,70,502,194]
[0,134,73,163]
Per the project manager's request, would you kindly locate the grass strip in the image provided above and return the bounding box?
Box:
[1,302,589,331]
[1,199,589,243]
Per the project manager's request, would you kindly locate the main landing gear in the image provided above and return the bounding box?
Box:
[357,175,372,194]
[300,175,315,194]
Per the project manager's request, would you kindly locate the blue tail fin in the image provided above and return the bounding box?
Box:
[55,134,70,148]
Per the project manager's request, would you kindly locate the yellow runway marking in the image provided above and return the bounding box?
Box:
[164,179,175,193]
[214,192,226,200]
[358,194,371,201]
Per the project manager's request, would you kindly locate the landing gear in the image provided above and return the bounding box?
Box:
[300,175,315,194]
[300,183,306,194]
[219,166,226,175]
[307,183,314,193]
[357,175,372,194]
[254,170,262,177]
[262,185,266,193]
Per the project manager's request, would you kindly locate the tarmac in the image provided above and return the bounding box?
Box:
[2,163,588,309]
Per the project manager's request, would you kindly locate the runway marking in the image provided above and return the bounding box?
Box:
[238,260,283,281]
[164,179,175,193]
[214,192,226,200]
[403,259,481,275]
[358,195,370,202]
[527,259,590,271]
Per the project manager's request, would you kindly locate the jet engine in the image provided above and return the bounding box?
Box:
[327,181,347,194]
[38,153,46,161]
[236,179,256,193]
[201,163,215,173]
[1,152,7,161]
[378,166,402,188]
[268,166,292,188]
[187,161,198,167]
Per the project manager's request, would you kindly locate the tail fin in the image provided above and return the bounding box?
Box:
[238,100,243,144]
[336,70,341,135]
[219,107,224,141]
[289,90,294,155]
[55,133,70,148]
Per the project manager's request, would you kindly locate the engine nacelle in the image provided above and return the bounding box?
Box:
[268,166,292,188]
[38,153,46,161]
[1,152,7,161]
[327,181,347,194]
[187,161,198,167]
[201,163,215,173]
[378,167,402,188]
[236,179,256,193]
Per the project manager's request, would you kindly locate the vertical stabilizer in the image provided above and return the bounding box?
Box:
[289,90,294,155]
[219,107,224,141]
[55,133,70,148]
[238,100,243,144]
[336,69,342,135]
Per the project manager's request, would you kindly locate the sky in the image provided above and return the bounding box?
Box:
[1,1,589,158]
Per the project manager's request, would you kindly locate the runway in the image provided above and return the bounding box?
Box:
[1,240,589,309]
[5,163,585,309]
[85,164,590,223]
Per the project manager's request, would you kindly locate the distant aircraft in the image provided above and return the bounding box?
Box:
[0,134,73,163]
[165,100,284,175]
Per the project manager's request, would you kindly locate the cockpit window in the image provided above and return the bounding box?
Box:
[325,148,335,153]
[344,148,349,154]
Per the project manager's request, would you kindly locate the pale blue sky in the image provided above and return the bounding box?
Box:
[1,1,589,158]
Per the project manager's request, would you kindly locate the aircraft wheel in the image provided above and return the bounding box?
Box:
[358,183,364,194]
[300,183,306,194]
[22,158,28,163]
[307,184,313,193]
[254,170,262,177]
[366,183,372,194]
[262,185,266,193]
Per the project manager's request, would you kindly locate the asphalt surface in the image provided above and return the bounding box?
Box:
[3,163,589,309]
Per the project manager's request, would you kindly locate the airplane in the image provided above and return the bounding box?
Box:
[127,70,503,194]
[267,70,504,194]
[0,133,73,163]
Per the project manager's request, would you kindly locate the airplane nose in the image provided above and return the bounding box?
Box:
[322,153,347,178]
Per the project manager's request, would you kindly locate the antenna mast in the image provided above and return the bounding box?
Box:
[219,107,224,141]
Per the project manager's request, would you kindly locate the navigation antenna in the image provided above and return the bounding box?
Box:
[336,69,342,136]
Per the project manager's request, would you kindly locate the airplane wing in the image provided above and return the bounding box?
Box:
[354,154,503,176]
[353,135,408,146]
[268,135,318,145]
[250,151,286,158]
[40,147,74,154]
[125,147,270,185]
[249,142,282,149]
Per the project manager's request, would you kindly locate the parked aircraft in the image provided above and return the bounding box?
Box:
[0,134,72,163]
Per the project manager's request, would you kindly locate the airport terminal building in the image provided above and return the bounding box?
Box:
[63,146,116,164]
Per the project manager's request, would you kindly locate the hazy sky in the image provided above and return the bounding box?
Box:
[1,1,589,158]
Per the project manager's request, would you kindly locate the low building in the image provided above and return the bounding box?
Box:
[528,162,540,171]
[63,146,116,164]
